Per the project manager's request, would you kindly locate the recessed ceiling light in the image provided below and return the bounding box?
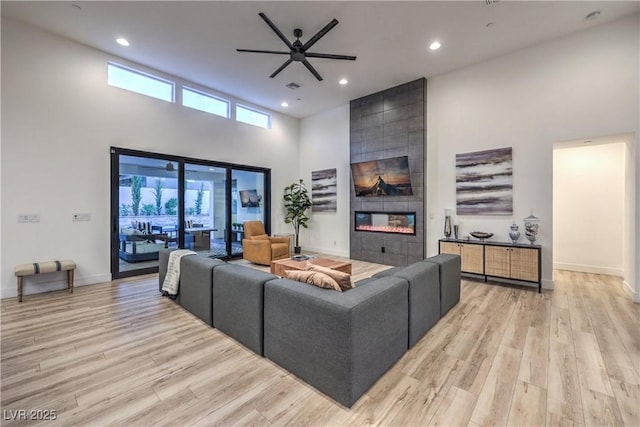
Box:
[339,78,348,85]
[116,38,130,47]
[281,102,289,107]
[429,41,441,51]
[209,168,216,171]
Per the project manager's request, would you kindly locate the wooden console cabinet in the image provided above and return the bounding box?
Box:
[439,241,484,274]
[439,239,541,292]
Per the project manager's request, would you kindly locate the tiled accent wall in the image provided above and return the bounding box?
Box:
[350,78,426,266]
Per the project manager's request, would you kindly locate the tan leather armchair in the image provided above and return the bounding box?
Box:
[242,221,291,265]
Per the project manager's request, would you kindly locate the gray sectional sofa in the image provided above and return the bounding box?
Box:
[158,249,460,407]
[264,275,409,407]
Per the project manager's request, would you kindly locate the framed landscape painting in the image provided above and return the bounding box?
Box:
[456,147,513,215]
[311,168,337,213]
[350,156,413,197]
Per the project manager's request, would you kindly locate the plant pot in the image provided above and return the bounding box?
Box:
[294,246,301,254]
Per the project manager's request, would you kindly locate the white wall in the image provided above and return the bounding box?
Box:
[298,14,639,296]
[553,143,625,276]
[299,104,350,257]
[426,14,639,290]
[0,18,300,298]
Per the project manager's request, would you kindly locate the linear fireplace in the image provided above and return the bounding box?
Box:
[354,211,416,235]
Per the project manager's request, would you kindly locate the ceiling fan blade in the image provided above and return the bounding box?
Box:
[259,13,294,50]
[302,19,339,51]
[270,58,294,78]
[302,59,323,81]
[305,52,357,60]
[237,49,290,55]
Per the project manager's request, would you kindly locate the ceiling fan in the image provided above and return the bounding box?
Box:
[236,13,356,81]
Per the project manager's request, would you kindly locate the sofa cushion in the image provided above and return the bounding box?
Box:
[122,228,144,236]
[423,254,461,317]
[373,266,401,277]
[306,263,353,290]
[373,261,440,348]
[212,264,278,355]
[285,269,342,292]
[179,255,227,326]
[264,276,409,407]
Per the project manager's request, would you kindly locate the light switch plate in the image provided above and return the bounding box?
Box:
[17,214,40,223]
[72,213,91,222]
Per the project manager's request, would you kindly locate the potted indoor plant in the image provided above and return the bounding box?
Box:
[283,179,312,254]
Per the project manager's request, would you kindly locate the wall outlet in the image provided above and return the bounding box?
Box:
[17,214,40,223]
[72,213,91,222]
[381,246,385,253]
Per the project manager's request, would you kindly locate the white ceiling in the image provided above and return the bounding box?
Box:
[3,1,638,119]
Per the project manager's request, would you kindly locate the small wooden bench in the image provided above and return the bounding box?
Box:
[14,260,76,302]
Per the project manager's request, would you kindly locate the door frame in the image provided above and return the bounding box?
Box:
[110,146,271,279]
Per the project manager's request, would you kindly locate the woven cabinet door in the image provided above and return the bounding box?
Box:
[439,241,461,256]
[510,247,539,282]
[460,244,484,274]
[485,246,510,278]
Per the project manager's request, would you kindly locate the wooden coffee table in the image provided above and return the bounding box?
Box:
[270,257,352,277]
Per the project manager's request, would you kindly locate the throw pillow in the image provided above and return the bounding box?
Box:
[284,270,342,292]
[122,228,144,236]
[306,263,354,291]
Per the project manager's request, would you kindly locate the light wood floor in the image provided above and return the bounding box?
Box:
[1,258,638,426]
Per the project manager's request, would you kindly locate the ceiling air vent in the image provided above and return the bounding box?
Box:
[285,82,301,90]
[484,0,500,5]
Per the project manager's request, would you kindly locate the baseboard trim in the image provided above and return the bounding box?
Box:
[553,262,623,277]
[0,273,112,299]
[622,280,640,303]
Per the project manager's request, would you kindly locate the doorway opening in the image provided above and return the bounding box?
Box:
[553,133,636,293]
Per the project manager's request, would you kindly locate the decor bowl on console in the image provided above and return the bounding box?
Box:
[470,231,493,242]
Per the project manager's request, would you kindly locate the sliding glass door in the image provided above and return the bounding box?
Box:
[230,169,268,257]
[112,152,179,278]
[111,147,271,279]
[184,163,228,257]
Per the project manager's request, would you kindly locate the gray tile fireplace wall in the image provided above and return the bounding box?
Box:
[350,78,426,266]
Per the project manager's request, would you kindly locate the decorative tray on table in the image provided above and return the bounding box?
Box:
[469,231,494,242]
